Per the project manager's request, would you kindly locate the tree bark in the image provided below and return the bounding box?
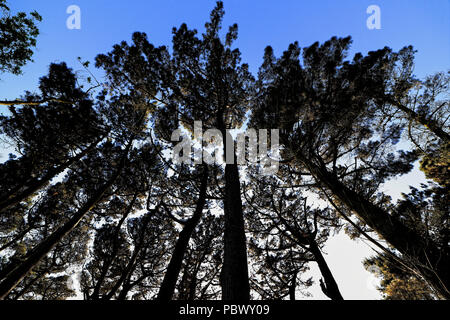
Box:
[157,167,208,301]
[221,161,250,300]
[288,271,297,300]
[217,114,250,300]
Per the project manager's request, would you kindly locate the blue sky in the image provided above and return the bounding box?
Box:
[1,0,449,100]
[0,0,449,299]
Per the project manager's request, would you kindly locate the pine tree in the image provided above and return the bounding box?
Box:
[95,1,253,300]
[250,37,449,298]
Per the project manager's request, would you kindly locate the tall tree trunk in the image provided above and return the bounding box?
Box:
[157,167,208,301]
[0,137,102,212]
[221,161,250,300]
[5,269,46,300]
[303,156,450,299]
[0,142,131,300]
[288,271,298,300]
[217,115,250,300]
[388,98,450,142]
[308,238,343,300]
[177,261,190,300]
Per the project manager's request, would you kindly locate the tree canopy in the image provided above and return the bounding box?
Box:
[0,1,448,301]
[0,0,41,77]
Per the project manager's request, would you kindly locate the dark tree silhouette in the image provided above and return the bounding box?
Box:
[95,1,253,300]
[157,165,209,300]
[0,69,157,298]
[250,37,449,298]
[245,166,343,300]
[176,214,223,300]
[0,0,448,301]
[0,0,41,77]
[0,63,106,213]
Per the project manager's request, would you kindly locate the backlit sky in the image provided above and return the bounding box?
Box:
[0,0,449,299]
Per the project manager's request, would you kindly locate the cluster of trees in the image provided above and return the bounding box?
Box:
[0,1,448,300]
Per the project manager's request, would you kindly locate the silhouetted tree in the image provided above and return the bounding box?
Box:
[0,63,106,213]
[157,165,209,300]
[0,0,447,302]
[80,144,170,300]
[176,214,223,300]
[0,0,41,77]
[250,37,449,298]
[95,1,253,300]
[245,166,343,300]
[0,74,155,298]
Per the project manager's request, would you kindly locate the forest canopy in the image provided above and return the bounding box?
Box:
[0,1,448,301]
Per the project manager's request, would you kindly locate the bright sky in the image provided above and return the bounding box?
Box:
[0,0,448,299]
